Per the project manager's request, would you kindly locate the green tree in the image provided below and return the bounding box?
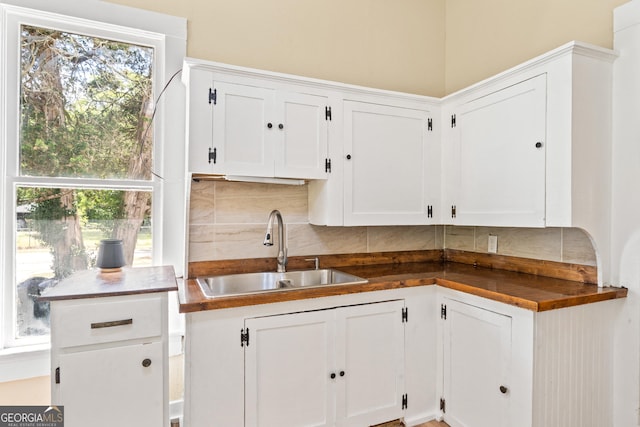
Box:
[19,25,154,276]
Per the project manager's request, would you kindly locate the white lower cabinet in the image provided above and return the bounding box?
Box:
[184,289,437,427]
[437,288,623,427]
[442,298,511,427]
[244,300,406,427]
[50,293,169,427]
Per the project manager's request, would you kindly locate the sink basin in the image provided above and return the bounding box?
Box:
[196,269,368,298]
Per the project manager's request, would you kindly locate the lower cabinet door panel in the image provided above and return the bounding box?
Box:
[245,310,334,427]
[58,341,163,427]
[443,299,511,427]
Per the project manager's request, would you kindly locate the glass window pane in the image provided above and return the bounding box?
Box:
[15,187,152,339]
[19,25,154,179]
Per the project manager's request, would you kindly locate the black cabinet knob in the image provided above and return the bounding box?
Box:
[346,154,352,160]
[267,123,273,129]
[142,358,152,368]
[499,385,508,394]
[278,123,284,130]
[339,371,345,377]
[535,141,543,148]
[330,372,336,379]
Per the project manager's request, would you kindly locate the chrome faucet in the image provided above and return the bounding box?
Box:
[263,209,287,273]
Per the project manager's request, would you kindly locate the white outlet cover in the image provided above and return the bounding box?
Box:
[488,235,498,253]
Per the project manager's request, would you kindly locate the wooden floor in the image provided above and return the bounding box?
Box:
[418,421,450,427]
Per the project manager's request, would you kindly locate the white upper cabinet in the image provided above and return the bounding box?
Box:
[183,60,330,180]
[310,95,440,226]
[443,74,547,226]
[441,41,616,235]
[342,100,437,226]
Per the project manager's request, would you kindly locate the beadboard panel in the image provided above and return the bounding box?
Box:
[532,299,621,427]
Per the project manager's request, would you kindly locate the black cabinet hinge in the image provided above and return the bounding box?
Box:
[440,397,446,413]
[427,205,433,218]
[428,118,433,132]
[441,304,447,320]
[451,205,457,219]
[325,158,332,173]
[325,106,332,121]
[209,88,217,105]
[55,367,60,384]
[451,114,456,128]
[208,147,217,164]
[241,328,250,347]
[402,394,408,410]
[402,307,408,323]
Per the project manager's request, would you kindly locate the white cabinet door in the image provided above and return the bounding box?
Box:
[212,81,275,177]
[245,310,335,427]
[335,300,405,427]
[275,91,329,179]
[442,299,511,427]
[186,67,329,179]
[245,300,405,427]
[58,341,163,427]
[444,74,546,226]
[344,101,435,225]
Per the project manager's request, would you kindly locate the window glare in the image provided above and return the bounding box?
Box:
[15,187,152,339]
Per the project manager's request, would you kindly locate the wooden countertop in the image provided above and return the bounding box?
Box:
[178,257,626,313]
[40,265,178,301]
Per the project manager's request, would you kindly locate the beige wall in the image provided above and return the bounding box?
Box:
[109,0,627,96]
[0,376,50,405]
[107,0,446,96]
[445,0,628,93]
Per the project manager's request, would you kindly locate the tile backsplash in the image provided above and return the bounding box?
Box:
[188,180,596,266]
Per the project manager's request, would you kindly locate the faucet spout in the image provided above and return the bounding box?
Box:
[263,210,287,272]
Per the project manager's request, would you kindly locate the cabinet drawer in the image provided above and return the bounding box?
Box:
[52,295,163,348]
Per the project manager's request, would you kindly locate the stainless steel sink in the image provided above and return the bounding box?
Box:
[196,269,368,298]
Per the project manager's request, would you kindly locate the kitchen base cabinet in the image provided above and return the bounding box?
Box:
[437,288,623,427]
[58,341,164,427]
[41,266,176,427]
[245,309,334,427]
[49,292,170,427]
[245,301,405,427]
[184,288,437,427]
[442,299,511,427]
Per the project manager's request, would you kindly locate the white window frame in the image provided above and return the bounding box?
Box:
[0,0,186,381]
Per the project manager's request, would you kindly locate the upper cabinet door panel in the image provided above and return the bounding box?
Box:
[275,92,329,179]
[449,74,547,227]
[344,101,433,226]
[212,82,275,177]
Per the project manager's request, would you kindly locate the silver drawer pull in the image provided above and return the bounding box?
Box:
[91,318,133,329]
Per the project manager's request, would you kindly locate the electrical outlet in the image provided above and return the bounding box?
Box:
[488,235,498,253]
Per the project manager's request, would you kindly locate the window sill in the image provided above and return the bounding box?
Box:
[0,343,50,383]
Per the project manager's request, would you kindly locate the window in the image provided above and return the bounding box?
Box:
[15,25,156,340]
[1,2,186,363]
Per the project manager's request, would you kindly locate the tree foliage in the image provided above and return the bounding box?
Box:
[18,24,155,277]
